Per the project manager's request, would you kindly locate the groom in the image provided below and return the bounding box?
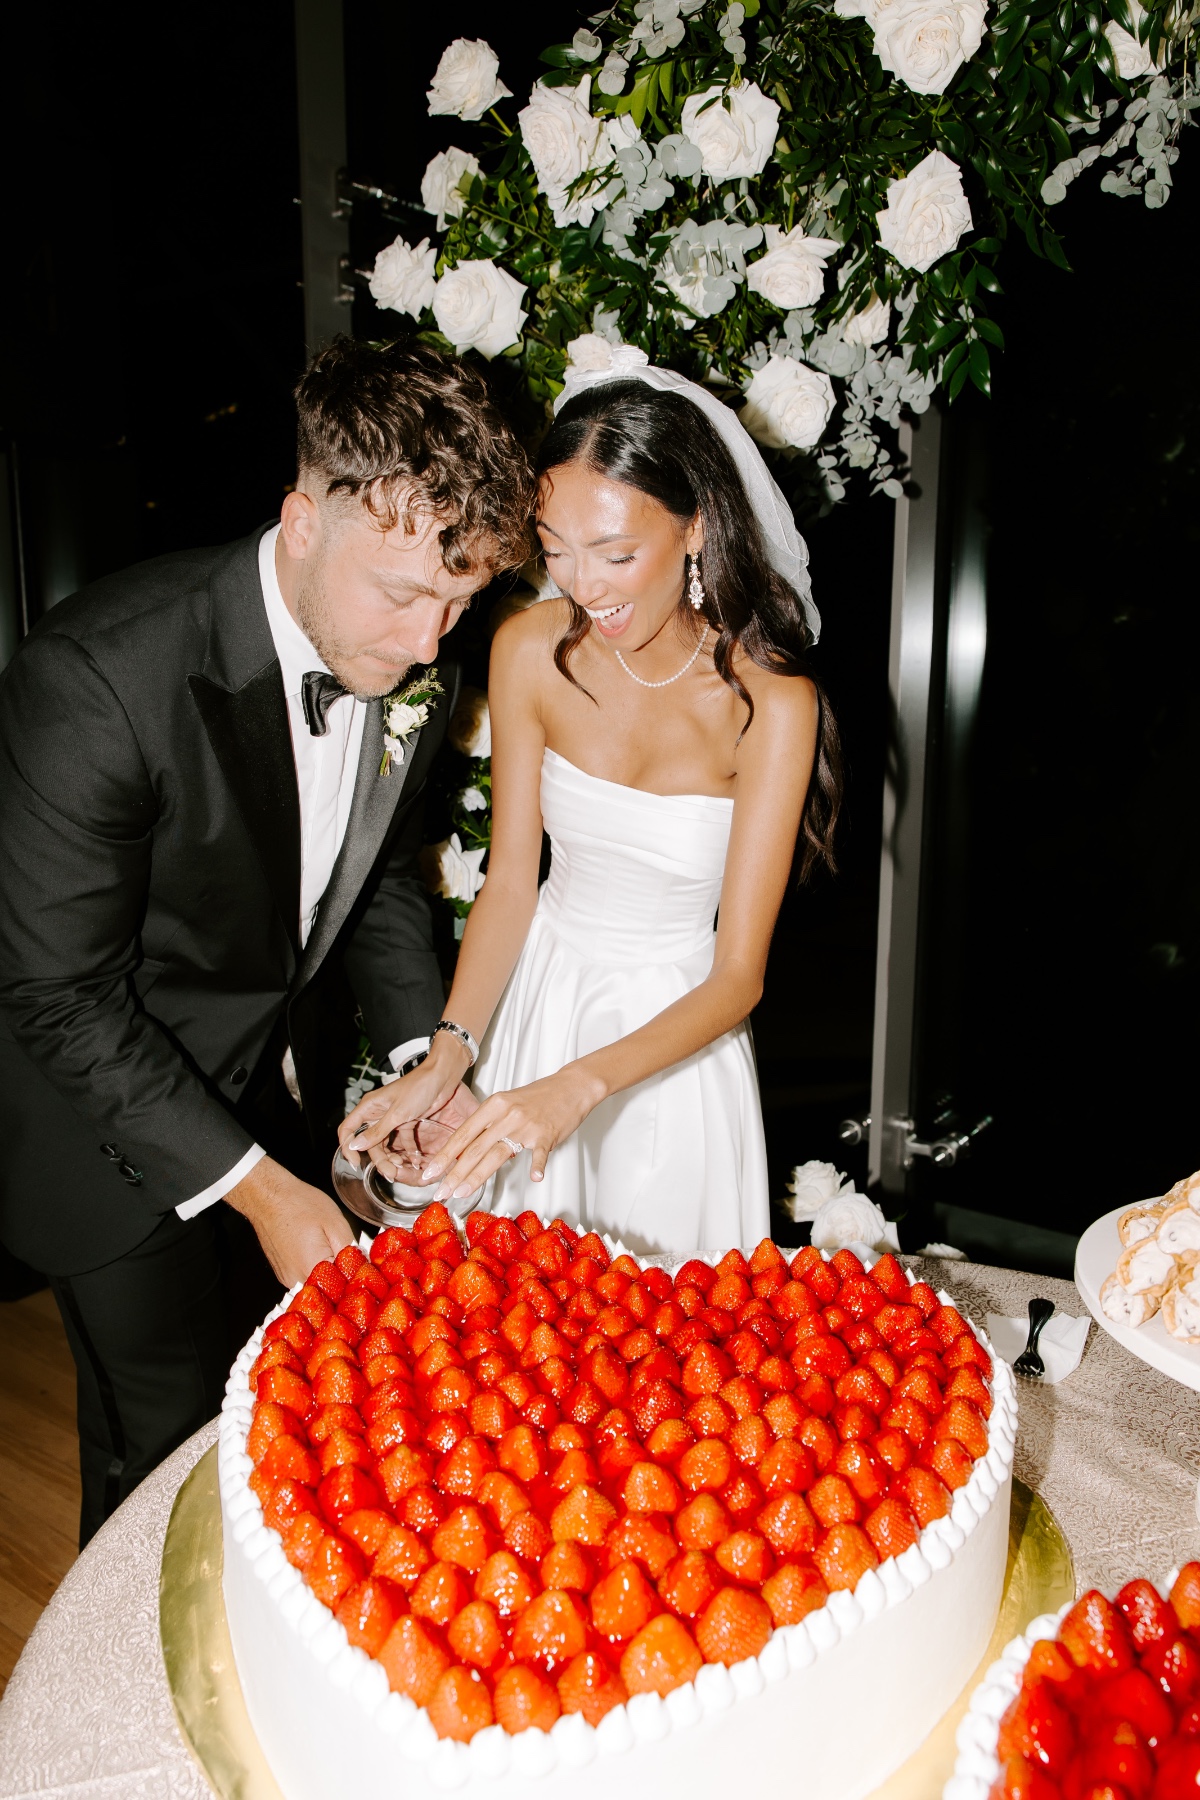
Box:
[0,338,533,1544]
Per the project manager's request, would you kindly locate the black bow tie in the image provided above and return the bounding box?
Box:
[301,670,348,736]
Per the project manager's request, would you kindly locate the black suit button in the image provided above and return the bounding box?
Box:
[100,1143,121,1159]
[119,1159,143,1186]
[230,1067,248,1085]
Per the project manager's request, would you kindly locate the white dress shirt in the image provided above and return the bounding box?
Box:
[177,525,367,1218]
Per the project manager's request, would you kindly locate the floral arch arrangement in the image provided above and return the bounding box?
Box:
[370,0,1195,502]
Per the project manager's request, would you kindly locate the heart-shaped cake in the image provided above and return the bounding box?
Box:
[219,1207,1016,1800]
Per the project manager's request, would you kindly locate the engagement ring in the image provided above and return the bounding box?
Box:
[500,1136,524,1157]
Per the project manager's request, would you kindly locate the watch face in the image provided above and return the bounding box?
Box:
[331,1145,485,1227]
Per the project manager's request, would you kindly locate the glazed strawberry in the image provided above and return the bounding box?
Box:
[435,1435,496,1499]
[762,1562,828,1627]
[1141,1631,1200,1704]
[256,1366,314,1420]
[759,1438,815,1497]
[489,1664,559,1733]
[620,1613,705,1695]
[682,1342,735,1398]
[372,1524,431,1588]
[428,1665,493,1741]
[250,1339,303,1391]
[674,1437,733,1495]
[762,1390,806,1438]
[474,1550,537,1618]
[989,1753,1060,1799]
[945,1366,993,1417]
[366,1410,424,1459]
[800,1417,838,1473]
[675,1490,733,1551]
[1091,1667,1174,1743]
[1116,1578,1182,1651]
[934,1398,989,1461]
[504,1508,553,1564]
[336,1577,403,1657]
[339,1507,393,1559]
[658,1548,721,1621]
[1171,1563,1200,1632]
[813,1523,878,1591]
[864,1497,919,1560]
[259,1432,321,1489]
[318,1428,373,1478]
[623,1461,682,1514]
[377,1443,433,1505]
[290,1284,333,1332]
[695,1587,773,1665]
[557,1650,627,1723]
[410,1560,471,1627]
[550,1484,618,1545]
[728,1414,772,1468]
[1059,1591,1137,1673]
[644,1417,694,1464]
[715,1530,773,1586]
[446,1599,503,1668]
[512,1588,588,1672]
[757,1493,817,1558]
[720,1468,767,1525]
[686,1395,734,1439]
[630,1379,686,1436]
[283,1511,325,1570]
[306,1533,366,1608]
[895,1466,951,1527]
[832,1442,886,1507]
[262,1478,317,1536]
[475,1471,529,1532]
[542,1540,592,1592]
[264,1310,315,1354]
[591,1559,659,1642]
[430,1504,493,1574]
[808,1473,861,1528]
[1079,1717,1155,1795]
[997,1680,1076,1767]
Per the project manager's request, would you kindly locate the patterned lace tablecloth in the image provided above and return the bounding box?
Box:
[2,1261,1198,1799]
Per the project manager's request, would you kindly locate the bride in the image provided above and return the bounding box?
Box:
[340,349,841,1256]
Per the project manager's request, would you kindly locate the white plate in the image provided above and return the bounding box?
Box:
[1075,1204,1200,1392]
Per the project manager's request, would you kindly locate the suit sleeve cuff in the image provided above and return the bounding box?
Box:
[386,1036,431,1081]
[175,1143,267,1220]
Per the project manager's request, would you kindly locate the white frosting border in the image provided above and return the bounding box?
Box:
[219,1241,1017,1792]
[942,1570,1184,1799]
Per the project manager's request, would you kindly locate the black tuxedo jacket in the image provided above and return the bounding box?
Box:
[0,525,454,1275]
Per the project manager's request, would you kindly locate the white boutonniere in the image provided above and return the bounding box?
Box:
[380,668,444,776]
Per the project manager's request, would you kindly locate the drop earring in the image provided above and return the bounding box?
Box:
[687,554,705,611]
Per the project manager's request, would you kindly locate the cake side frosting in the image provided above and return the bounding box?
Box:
[219,1236,1016,1800]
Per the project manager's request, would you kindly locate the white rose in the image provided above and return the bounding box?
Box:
[842,291,893,346]
[564,334,651,379]
[421,147,482,231]
[448,687,491,757]
[741,353,836,450]
[385,700,426,738]
[368,237,437,320]
[746,225,839,310]
[876,148,973,272]
[679,82,781,181]
[809,1191,891,1253]
[873,0,989,95]
[519,78,606,228]
[422,833,486,904]
[426,38,511,121]
[432,260,527,358]
[458,786,488,812]
[784,1159,851,1221]
[1104,5,1159,77]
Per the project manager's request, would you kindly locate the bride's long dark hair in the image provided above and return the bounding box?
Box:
[536,380,843,879]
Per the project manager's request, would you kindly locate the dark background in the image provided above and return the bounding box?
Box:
[5,2,1198,1258]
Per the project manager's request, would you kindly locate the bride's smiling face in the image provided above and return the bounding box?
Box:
[537,461,703,646]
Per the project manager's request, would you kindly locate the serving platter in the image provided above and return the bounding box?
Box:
[1075,1204,1200,1393]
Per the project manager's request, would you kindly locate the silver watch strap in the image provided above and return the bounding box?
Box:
[431,1019,480,1067]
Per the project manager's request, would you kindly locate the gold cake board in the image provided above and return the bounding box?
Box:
[161,1447,1074,1800]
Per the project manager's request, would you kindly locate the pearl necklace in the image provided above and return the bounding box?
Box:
[614,628,709,690]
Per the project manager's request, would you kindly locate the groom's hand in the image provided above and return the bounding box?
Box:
[224,1155,355,1290]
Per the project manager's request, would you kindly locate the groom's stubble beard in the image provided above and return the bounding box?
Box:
[293,546,411,700]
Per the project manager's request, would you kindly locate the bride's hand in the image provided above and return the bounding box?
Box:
[421,1067,606,1201]
[338,1037,475,1179]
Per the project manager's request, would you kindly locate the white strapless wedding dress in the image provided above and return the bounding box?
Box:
[471,749,769,1256]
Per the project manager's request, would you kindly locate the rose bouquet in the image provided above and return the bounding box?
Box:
[366,1,1194,502]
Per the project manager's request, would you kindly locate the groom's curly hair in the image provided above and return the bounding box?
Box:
[295,337,536,576]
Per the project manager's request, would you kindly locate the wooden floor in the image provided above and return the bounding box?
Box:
[0,1288,80,1695]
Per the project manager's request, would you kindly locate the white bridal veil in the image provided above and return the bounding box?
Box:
[554,339,820,643]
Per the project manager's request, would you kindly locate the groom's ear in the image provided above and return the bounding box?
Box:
[279,486,323,563]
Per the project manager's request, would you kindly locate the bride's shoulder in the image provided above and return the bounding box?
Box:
[492,597,574,666]
[728,645,818,732]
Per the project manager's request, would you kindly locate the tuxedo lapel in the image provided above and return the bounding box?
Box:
[188,526,302,960]
[294,698,420,989]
